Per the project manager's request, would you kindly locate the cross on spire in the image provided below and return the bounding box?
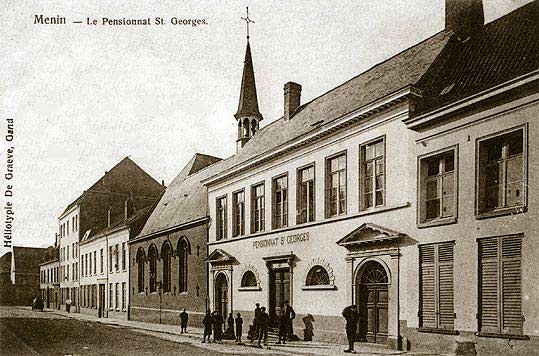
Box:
[241,6,255,40]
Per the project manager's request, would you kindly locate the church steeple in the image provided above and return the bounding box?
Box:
[235,7,263,152]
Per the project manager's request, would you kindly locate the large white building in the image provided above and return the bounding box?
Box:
[204,1,539,354]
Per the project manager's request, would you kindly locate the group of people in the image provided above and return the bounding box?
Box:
[202,309,244,343]
[250,300,296,347]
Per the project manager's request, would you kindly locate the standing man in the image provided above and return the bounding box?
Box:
[342,304,360,354]
[235,312,243,343]
[252,303,261,342]
[180,308,189,333]
[257,307,269,347]
[283,300,296,340]
[202,310,213,343]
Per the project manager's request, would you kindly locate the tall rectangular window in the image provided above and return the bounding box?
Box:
[67,221,69,235]
[297,164,315,224]
[251,183,265,233]
[100,249,103,274]
[360,138,385,210]
[477,127,526,216]
[115,283,119,310]
[232,190,245,237]
[479,235,523,335]
[89,253,92,275]
[326,153,346,217]
[216,196,227,240]
[109,246,113,272]
[93,251,96,275]
[419,242,455,330]
[122,243,126,270]
[115,245,119,271]
[272,174,288,229]
[67,246,70,261]
[122,282,126,310]
[419,148,457,224]
[109,283,113,309]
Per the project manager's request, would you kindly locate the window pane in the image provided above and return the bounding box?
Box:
[506,182,523,207]
[442,194,454,217]
[442,174,454,196]
[364,177,373,193]
[376,191,384,206]
[507,131,523,156]
[364,194,373,209]
[338,155,346,169]
[426,200,440,220]
[365,162,374,177]
[331,158,339,172]
[365,145,375,160]
[330,200,337,216]
[506,156,523,184]
[339,172,346,186]
[486,186,501,210]
[426,179,439,200]
[427,158,440,177]
[444,153,454,172]
[376,160,384,175]
[375,142,384,158]
[486,142,502,162]
[376,175,384,190]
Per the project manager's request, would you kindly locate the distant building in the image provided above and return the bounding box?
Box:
[203,0,539,355]
[129,153,221,326]
[79,198,155,320]
[39,241,60,309]
[1,246,51,306]
[57,157,165,312]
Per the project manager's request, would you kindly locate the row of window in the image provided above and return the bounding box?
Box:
[59,262,78,282]
[80,243,127,278]
[60,214,79,238]
[216,126,527,239]
[135,239,190,295]
[60,242,78,262]
[419,235,523,336]
[40,267,59,284]
[80,283,126,311]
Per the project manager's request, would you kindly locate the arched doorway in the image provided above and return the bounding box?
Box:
[215,273,228,318]
[356,261,389,344]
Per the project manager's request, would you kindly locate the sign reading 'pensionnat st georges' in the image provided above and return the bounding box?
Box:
[252,232,310,249]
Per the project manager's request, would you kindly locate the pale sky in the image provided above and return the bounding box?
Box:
[0,0,532,257]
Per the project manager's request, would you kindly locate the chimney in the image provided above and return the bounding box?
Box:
[284,82,302,121]
[445,0,484,40]
[124,194,136,219]
[107,205,112,227]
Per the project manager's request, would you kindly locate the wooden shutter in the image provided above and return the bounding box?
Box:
[479,235,522,335]
[501,236,522,334]
[419,244,436,328]
[420,242,454,330]
[479,237,500,333]
[438,242,455,329]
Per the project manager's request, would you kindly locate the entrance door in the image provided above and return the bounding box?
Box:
[356,261,388,344]
[99,284,106,318]
[215,273,228,317]
[269,269,290,327]
[46,287,50,308]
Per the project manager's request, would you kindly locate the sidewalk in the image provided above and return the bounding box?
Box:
[43,308,443,356]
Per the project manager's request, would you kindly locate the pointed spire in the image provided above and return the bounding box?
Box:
[234,41,263,121]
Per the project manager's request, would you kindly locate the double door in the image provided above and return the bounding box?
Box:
[358,284,388,344]
[268,269,290,328]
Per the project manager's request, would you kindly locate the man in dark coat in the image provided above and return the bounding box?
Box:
[202,310,213,343]
[283,300,296,340]
[212,311,223,343]
[342,304,360,353]
[180,308,189,333]
[235,312,243,343]
[257,307,269,347]
[252,303,261,342]
[277,307,288,344]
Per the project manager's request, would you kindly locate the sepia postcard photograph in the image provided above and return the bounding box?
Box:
[0,1,538,355]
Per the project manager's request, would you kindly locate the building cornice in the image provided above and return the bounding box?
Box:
[128,216,208,244]
[404,69,539,130]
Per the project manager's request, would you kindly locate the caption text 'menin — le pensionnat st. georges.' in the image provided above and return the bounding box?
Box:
[34,14,208,27]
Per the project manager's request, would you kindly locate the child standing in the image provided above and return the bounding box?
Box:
[235,312,243,343]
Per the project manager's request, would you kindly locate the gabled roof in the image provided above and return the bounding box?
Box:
[206,249,236,264]
[415,1,539,115]
[234,41,263,121]
[60,157,163,218]
[137,153,222,238]
[337,223,404,248]
[11,247,50,272]
[204,30,452,182]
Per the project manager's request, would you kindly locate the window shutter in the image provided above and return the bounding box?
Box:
[479,237,500,333]
[420,244,436,328]
[501,236,522,335]
[438,242,454,329]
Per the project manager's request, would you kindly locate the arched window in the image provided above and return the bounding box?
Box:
[241,271,257,287]
[148,245,158,293]
[178,238,189,293]
[161,243,172,293]
[136,248,145,293]
[306,265,330,286]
